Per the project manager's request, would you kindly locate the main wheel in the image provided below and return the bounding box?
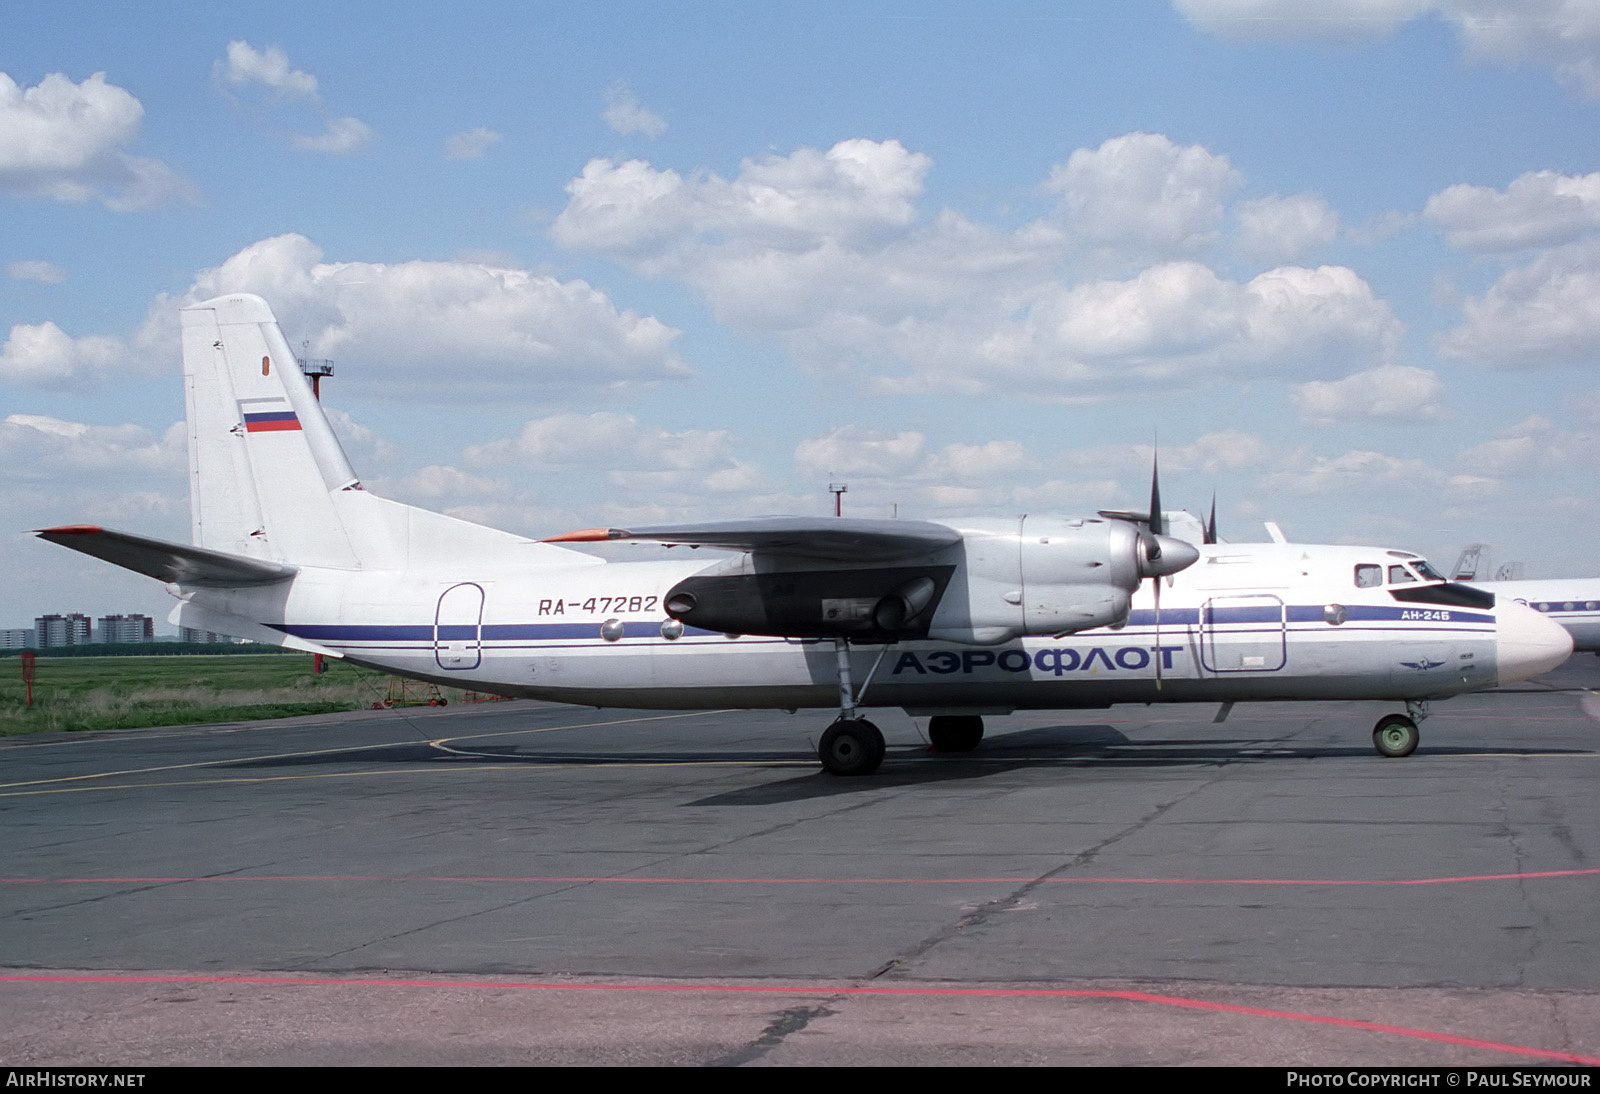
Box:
[928,714,984,752]
[1372,714,1419,758]
[818,718,885,775]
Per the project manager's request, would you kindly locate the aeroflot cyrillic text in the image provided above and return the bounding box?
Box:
[892,646,1184,676]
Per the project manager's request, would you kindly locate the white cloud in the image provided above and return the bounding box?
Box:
[465,412,752,496]
[324,407,399,469]
[0,322,128,386]
[171,233,688,394]
[553,138,931,260]
[214,41,373,154]
[926,440,1039,481]
[552,137,1397,397]
[1436,239,1600,365]
[216,41,318,99]
[396,464,504,499]
[1234,193,1340,262]
[1016,262,1401,385]
[785,427,1276,521]
[444,126,502,161]
[602,82,667,138]
[1046,132,1242,256]
[1173,0,1432,40]
[1424,170,1600,252]
[1291,364,1447,424]
[0,71,192,209]
[1261,447,1447,495]
[1450,0,1600,99]
[290,116,373,155]
[795,427,927,478]
[1454,414,1600,475]
[0,414,183,479]
[7,260,66,284]
[1168,429,1275,473]
[1177,1,1600,98]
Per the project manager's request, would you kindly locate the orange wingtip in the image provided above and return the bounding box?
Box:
[34,524,105,535]
[541,527,625,543]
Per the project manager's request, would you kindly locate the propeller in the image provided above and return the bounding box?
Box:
[1205,492,1218,545]
[1147,453,1165,689]
[1097,448,1199,689]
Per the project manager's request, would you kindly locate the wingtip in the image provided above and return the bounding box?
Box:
[541,527,627,544]
[33,524,105,537]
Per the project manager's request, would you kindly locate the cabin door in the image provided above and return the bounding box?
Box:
[1200,594,1287,673]
[434,582,484,670]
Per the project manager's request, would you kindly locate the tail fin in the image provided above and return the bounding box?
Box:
[181,294,591,572]
[182,294,362,567]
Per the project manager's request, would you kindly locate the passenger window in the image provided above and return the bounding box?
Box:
[1355,564,1382,588]
[1388,565,1417,585]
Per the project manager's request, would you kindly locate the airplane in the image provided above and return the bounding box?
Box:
[34,294,1573,774]
[1446,543,1600,654]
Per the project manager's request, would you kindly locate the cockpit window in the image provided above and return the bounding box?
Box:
[1413,560,1445,581]
[1388,565,1417,585]
[1355,564,1382,588]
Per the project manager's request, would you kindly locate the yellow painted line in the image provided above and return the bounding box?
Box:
[426,709,737,750]
[0,710,733,792]
[0,757,815,798]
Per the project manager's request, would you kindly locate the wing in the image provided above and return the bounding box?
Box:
[35,525,297,587]
[544,516,961,562]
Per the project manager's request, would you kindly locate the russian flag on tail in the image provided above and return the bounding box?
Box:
[243,410,301,432]
[239,397,301,432]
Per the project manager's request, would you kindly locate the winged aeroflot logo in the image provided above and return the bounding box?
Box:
[1398,656,1448,672]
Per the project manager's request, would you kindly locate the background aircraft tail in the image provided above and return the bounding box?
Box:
[181,293,580,571]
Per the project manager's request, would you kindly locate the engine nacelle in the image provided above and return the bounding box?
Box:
[661,514,1198,645]
[924,516,1197,644]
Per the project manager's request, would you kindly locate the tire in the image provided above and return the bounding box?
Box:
[819,718,886,775]
[1372,714,1419,758]
[928,714,984,752]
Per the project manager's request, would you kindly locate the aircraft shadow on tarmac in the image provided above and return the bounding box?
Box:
[216,722,1590,807]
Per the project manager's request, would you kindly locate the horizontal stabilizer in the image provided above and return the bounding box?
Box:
[35,525,297,587]
[544,516,962,562]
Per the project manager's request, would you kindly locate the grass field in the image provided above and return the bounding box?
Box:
[0,653,473,736]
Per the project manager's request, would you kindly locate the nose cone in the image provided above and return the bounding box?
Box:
[1497,599,1573,686]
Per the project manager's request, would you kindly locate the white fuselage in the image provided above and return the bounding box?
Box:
[177,539,1571,714]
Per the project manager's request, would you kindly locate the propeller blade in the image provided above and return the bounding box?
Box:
[1148,449,1165,538]
[1147,445,1168,690]
[1206,493,1217,545]
[1153,572,1163,691]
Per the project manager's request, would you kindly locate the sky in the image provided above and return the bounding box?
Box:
[5,0,1600,630]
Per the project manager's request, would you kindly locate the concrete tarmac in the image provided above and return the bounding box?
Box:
[2,661,1597,1066]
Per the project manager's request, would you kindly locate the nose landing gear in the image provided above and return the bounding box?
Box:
[1373,700,1428,758]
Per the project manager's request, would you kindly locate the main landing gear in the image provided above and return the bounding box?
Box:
[1372,700,1428,758]
[819,718,885,776]
[928,714,984,753]
[817,640,891,776]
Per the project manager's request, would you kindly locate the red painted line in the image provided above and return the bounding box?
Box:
[4,868,1599,886]
[3,972,1594,1065]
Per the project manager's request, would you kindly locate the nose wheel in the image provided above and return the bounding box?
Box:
[1372,714,1419,757]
